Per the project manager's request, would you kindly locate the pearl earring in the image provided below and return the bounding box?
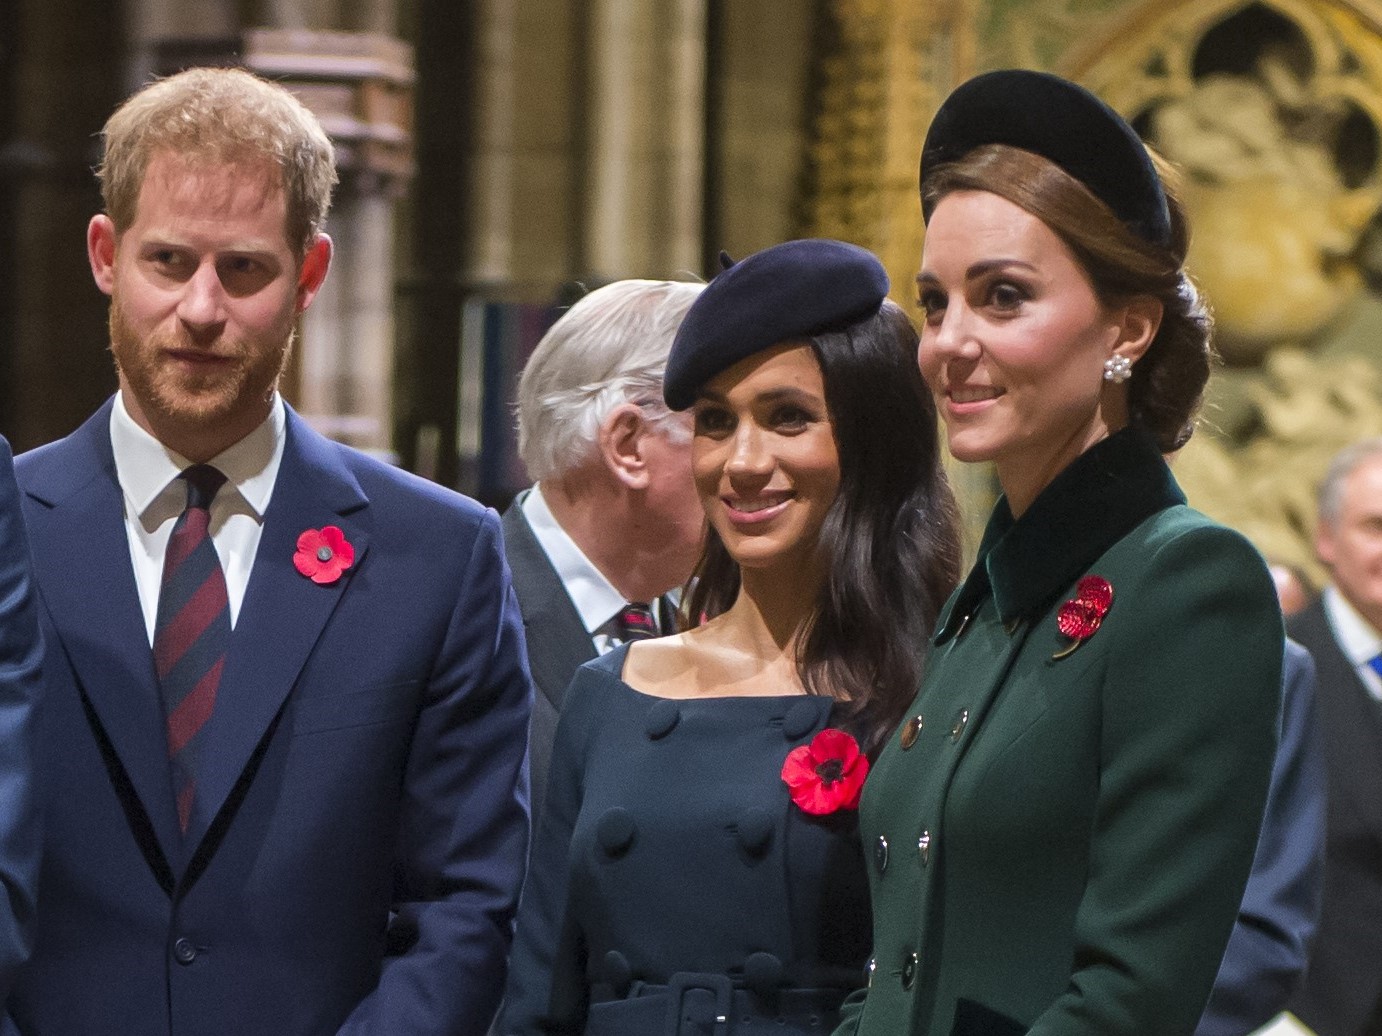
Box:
[1103,355,1132,384]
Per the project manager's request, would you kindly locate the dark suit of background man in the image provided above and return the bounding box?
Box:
[8,67,531,1036]
[504,279,705,822]
[0,441,43,1009]
[1288,437,1382,1036]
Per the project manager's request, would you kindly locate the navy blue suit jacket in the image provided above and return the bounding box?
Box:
[0,439,42,1008]
[9,400,532,1035]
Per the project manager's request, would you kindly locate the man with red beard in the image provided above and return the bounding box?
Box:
[7,67,532,1036]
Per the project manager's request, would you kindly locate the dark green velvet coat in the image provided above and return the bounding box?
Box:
[835,428,1283,1036]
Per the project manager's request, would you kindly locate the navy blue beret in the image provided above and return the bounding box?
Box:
[663,238,889,410]
[920,69,1171,248]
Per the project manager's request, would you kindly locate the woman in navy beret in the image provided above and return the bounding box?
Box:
[833,70,1284,1036]
[500,239,962,1036]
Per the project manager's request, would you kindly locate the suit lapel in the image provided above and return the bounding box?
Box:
[501,500,596,710]
[20,402,184,870]
[182,410,369,852]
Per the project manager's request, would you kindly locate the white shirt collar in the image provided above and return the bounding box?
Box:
[110,391,286,526]
[1323,584,1382,668]
[521,484,627,635]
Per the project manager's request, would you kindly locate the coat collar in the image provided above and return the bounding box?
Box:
[935,425,1184,642]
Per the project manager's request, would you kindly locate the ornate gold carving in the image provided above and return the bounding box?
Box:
[1076,0,1382,365]
[979,0,1135,73]
[803,0,1382,573]
[805,1,996,552]
[1069,0,1382,575]
[804,0,972,300]
[1176,346,1382,585]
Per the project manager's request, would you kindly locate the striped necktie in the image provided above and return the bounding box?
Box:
[153,464,230,835]
[616,602,659,642]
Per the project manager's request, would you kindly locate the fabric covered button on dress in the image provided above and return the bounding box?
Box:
[595,807,636,857]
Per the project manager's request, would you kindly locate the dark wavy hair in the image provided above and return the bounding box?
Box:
[922,143,1213,452]
[683,300,962,754]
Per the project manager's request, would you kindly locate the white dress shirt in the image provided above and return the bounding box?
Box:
[110,392,286,643]
[1322,584,1382,701]
[521,485,654,654]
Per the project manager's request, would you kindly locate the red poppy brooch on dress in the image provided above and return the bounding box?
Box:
[293,526,355,585]
[1053,574,1113,659]
[781,728,869,815]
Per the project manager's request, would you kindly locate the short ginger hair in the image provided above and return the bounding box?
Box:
[97,66,337,255]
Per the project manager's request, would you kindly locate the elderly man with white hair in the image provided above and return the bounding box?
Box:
[504,279,706,822]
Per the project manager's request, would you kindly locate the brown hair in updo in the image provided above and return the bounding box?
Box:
[921,143,1212,452]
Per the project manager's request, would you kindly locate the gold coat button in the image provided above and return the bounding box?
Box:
[949,708,969,742]
[901,951,918,990]
[874,835,889,873]
[900,714,924,750]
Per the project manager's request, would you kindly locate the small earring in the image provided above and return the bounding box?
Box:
[1103,355,1132,384]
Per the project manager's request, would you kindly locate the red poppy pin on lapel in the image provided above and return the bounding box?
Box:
[1053,575,1113,659]
[294,526,355,585]
[781,728,869,815]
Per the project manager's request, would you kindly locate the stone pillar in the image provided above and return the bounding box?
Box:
[707,0,815,265]
[465,0,520,290]
[461,0,584,292]
[260,0,396,35]
[298,189,399,450]
[240,29,415,458]
[583,0,707,279]
[124,0,238,92]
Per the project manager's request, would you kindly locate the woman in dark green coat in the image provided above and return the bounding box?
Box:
[834,71,1284,1036]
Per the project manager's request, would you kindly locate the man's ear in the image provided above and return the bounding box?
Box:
[87,215,117,297]
[296,233,332,312]
[1315,520,1337,571]
[598,403,650,490]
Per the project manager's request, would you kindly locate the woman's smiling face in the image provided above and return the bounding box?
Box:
[691,342,840,577]
[916,189,1138,513]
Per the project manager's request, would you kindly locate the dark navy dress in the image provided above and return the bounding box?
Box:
[499,645,871,1036]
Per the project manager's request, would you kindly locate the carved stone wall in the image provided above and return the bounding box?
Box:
[803,0,998,547]
[804,0,969,304]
